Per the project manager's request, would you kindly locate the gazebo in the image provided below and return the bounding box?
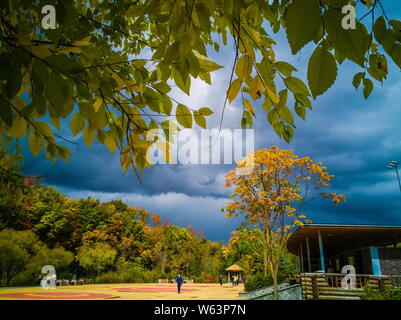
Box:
[225,264,245,282]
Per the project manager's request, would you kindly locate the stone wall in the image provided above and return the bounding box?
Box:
[239,282,302,300]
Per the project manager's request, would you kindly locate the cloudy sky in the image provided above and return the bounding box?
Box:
[22,3,401,241]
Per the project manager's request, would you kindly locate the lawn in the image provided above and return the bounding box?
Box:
[0,283,245,300]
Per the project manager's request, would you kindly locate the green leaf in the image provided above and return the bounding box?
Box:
[267,109,279,126]
[70,113,85,136]
[160,94,173,116]
[176,104,193,128]
[0,98,13,127]
[373,16,387,44]
[285,0,322,54]
[193,111,206,128]
[83,126,95,147]
[352,72,365,89]
[294,102,306,120]
[88,77,101,92]
[10,116,26,139]
[57,145,73,161]
[35,121,54,138]
[363,78,373,99]
[294,94,312,109]
[50,117,60,130]
[28,132,43,157]
[198,107,214,116]
[325,9,369,67]
[283,125,294,143]
[284,77,311,96]
[6,66,22,99]
[367,54,387,82]
[199,59,224,72]
[279,105,294,124]
[275,61,297,77]
[172,67,191,95]
[46,71,68,116]
[307,46,338,98]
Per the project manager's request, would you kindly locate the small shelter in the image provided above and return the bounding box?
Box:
[225,264,245,282]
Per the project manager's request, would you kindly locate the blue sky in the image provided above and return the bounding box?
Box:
[21,3,401,241]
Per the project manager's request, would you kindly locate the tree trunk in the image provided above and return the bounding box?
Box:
[269,258,280,300]
[272,270,278,300]
[263,247,268,276]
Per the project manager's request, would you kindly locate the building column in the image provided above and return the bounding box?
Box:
[318,231,326,273]
[370,247,382,275]
[306,237,312,272]
[299,243,304,273]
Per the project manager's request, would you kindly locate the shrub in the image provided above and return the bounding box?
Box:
[95,267,159,284]
[361,286,401,300]
[244,273,273,292]
[10,271,38,286]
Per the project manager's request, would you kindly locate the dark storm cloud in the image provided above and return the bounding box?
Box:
[21,3,401,240]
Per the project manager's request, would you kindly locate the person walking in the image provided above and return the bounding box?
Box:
[176,274,183,294]
[219,274,223,286]
[233,274,238,286]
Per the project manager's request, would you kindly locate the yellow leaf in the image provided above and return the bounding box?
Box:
[249,76,264,100]
[57,46,82,55]
[227,79,241,104]
[243,24,261,44]
[235,55,252,81]
[73,36,91,47]
[104,134,117,153]
[93,97,103,112]
[265,86,279,105]
[243,99,255,116]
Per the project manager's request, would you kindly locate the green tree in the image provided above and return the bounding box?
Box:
[77,242,117,278]
[0,0,398,176]
[0,229,73,285]
[27,186,77,247]
[0,238,29,286]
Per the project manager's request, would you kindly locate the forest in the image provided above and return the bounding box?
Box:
[0,158,297,288]
[0,182,297,287]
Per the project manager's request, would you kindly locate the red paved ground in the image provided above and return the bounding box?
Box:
[113,287,197,292]
[0,291,114,300]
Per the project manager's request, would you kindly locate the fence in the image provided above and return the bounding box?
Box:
[299,273,401,300]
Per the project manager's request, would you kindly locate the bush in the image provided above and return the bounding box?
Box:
[361,286,401,300]
[244,273,273,292]
[95,267,159,284]
[10,271,39,286]
[192,272,219,283]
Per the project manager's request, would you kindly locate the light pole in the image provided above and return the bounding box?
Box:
[387,160,401,193]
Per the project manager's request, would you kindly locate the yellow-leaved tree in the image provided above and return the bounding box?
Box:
[224,146,345,299]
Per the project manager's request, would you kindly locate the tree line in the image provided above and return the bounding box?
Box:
[0,184,226,286]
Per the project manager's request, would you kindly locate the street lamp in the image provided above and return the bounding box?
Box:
[387,160,401,193]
